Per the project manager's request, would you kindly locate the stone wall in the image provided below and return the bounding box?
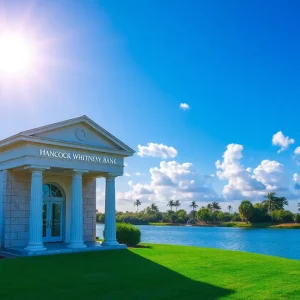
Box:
[1,171,97,248]
[3,171,31,248]
[0,170,6,248]
[83,178,97,242]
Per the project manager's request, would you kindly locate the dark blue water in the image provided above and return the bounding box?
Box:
[96,224,300,260]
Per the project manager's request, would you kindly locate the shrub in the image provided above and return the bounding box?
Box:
[169,213,177,223]
[294,214,300,223]
[116,223,141,246]
[197,208,211,223]
[231,213,242,222]
[270,210,294,223]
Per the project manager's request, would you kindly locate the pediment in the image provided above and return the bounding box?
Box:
[19,116,134,154]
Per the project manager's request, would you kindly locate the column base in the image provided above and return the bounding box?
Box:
[24,244,46,252]
[67,242,87,249]
[102,240,120,246]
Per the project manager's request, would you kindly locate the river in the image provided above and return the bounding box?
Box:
[96,224,300,260]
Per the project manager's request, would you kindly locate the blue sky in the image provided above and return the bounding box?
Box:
[1,0,300,212]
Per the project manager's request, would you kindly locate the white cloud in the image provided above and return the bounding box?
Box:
[253,160,287,191]
[294,147,300,155]
[293,173,300,183]
[216,144,265,200]
[117,160,218,205]
[272,131,295,153]
[96,187,105,211]
[124,173,131,177]
[137,143,177,159]
[135,172,144,176]
[179,103,190,110]
[216,144,289,200]
[293,173,300,191]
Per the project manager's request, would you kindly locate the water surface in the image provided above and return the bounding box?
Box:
[96,224,300,260]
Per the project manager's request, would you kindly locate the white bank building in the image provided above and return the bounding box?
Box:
[0,116,134,256]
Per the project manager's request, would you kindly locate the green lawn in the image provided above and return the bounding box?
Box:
[220,222,300,229]
[1,244,300,300]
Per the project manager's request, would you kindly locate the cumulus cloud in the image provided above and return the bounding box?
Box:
[253,160,288,191]
[293,173,300,190]
[294,147,300,155]
[124,173,131,177]
[137,143,177,159]
[272,131,295,153]
[216,144,288,200]
[135,172,144,176]
[117,160,219,205]
[216,144,265,200]
[179,103,190,110]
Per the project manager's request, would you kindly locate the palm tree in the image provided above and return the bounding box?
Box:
[134,199,142,212]
[262,192,277,212]
[276,196,288,209]
[189,201,198,218]
[227,205,232,213]
[150,203,159,213]
[167,200,175,211]
[211,202,221,222]
[174,200,181,212]
[212,202,221,212]
[207,203,213,212]
[238,200,254,223]
[262,193,288,222]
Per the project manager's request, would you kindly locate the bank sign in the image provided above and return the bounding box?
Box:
[39,149,117,164]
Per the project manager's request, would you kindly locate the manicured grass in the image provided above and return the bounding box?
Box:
[269,223,300,229]
[220,222,300,229]
[1,244,300,299]
[148,222,179,226]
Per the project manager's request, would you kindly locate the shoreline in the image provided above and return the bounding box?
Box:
[97,222,300,229]
[149,222,300,229]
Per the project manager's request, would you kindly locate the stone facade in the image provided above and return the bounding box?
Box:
[83,178,97,242]
[3,171,31,248]
[1,170,97,249]
[0,116,133,255]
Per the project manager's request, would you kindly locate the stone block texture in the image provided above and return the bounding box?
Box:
[3,171,31,248]
[2,170,97,249]
[83,178,96,242]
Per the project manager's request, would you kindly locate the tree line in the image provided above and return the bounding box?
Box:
[96,193,300,225]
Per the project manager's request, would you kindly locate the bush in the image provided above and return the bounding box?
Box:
[116,223,141,246]
[294,214,300,223]
[270,210,294,223]
[197,208,211,223]
[231,213,242,222]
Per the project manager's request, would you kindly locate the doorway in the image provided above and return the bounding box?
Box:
[42,183,64,243]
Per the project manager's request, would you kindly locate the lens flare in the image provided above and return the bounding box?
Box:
[0,32,34,75]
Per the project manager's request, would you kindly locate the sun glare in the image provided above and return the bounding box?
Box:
[0,32,34,75]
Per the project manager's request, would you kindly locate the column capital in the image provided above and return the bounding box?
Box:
[106,173,119,180]
[72,169,89,175]
[24,165,50,172]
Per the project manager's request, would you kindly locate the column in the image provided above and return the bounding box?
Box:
[68,170,86,248]
[102,174,119,246]
[0,170,4,248]
[25,169,46,251]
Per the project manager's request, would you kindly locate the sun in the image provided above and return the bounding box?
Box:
[0,32,34,75]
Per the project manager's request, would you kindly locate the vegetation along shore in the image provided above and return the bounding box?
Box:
[97,192,300,229]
